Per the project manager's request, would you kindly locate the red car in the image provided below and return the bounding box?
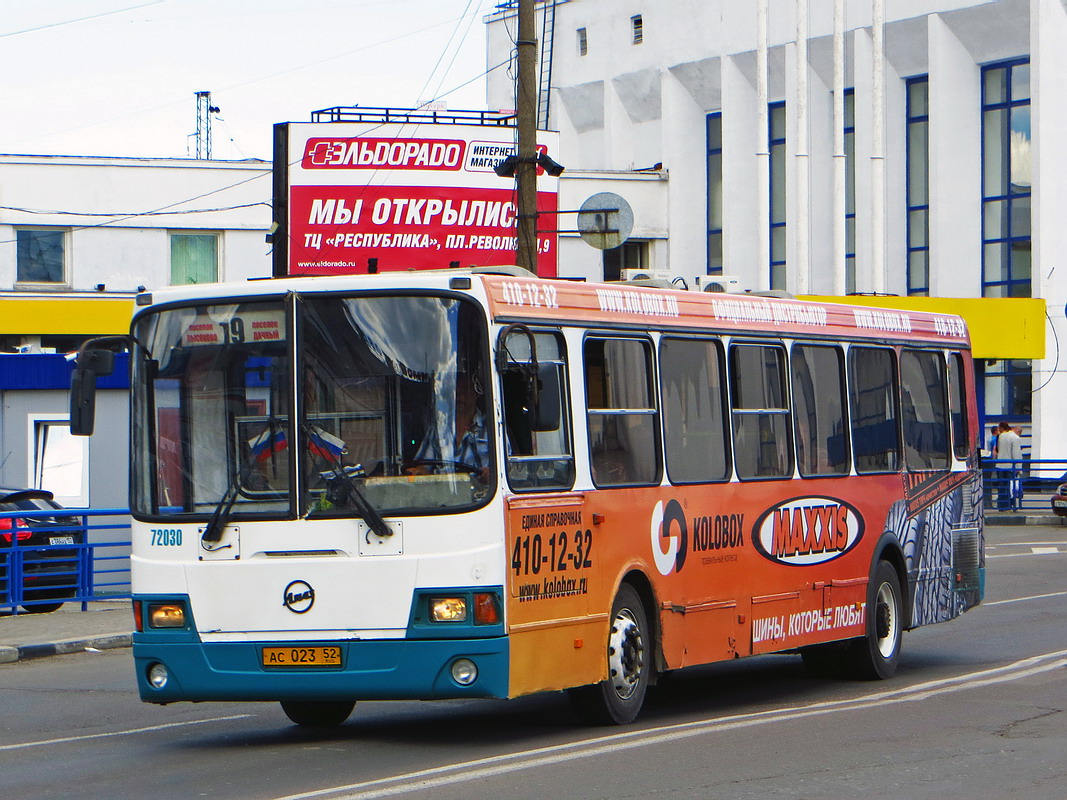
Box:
[1051,483,1067,517]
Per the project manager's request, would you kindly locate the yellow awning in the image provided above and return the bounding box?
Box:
[800,296,1046,360]
[0,295,135,335]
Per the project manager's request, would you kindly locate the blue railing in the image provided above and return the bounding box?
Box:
[0,507,131,615]
[982,458,1067,513]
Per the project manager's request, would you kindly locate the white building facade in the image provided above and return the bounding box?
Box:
[486,0,1065,459]
[0,154,272,504]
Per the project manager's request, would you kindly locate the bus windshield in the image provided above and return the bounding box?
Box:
[131,294,491,521]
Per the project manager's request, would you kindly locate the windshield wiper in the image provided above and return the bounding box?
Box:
[201,418,284,548]
[306,424,392,540]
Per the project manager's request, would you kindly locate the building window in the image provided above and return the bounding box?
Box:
[844,90,857,294]
[707,112,724,275]
[906,77,930,296]
[16,229,66,285]
[769,102,787,290]
[631,15,643,45]
[577,27,587,56]
[603,240,648,281]
[170,232,219,285]
[981,60,1030,298]
[984,358,1031,419]
[30,415,88,507]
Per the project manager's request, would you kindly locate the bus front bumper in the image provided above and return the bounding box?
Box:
[133,634,510,703]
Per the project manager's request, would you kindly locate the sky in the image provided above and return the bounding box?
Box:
[0,0,502,161]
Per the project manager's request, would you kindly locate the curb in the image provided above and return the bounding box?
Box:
[985,514,1066,526]
[0,632,132,664]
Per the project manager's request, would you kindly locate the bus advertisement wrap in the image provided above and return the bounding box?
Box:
[282,123,560,276]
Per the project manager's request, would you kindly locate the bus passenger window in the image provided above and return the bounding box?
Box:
[729,344,792,479]
[660,338,730,483]
[791,344,849,476]
[585,338,661,487]
[948,352,971,461]
[500,330,575,491]
[900,349,950,470]
[848,347,901,473]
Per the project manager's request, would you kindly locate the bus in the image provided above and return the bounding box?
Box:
[71,267,984,727]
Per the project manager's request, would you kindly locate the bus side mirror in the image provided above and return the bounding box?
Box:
[532,364,561,432]
[70,349,115,436]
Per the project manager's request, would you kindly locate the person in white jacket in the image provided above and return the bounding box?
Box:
[996,421,1024,510]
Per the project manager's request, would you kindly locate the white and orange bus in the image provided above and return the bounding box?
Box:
[72,267,984,726]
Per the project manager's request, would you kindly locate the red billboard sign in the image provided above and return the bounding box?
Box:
[281,123,559,276]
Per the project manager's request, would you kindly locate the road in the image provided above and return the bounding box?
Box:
[1,524,1065,800]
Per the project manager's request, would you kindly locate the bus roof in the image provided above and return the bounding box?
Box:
[480,275,971,348]
[137,270,970,348]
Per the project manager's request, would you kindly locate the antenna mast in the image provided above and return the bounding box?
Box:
[195,91,219,159]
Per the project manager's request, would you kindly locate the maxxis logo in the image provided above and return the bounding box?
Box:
[752,496,864,566]
[651,499,688,576]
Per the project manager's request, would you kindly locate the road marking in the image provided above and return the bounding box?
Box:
[987,549,1063,559]
[0,714,253,752]
[1032,546,1060,554]
[985,590,1067,607]
[273,649,1067,800]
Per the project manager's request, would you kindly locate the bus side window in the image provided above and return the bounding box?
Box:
[947,352,971,461]
[585,337,661,487]
[791,344,850,477]
[729,344,793,479]
[900,349,950,470]
[848,347,901,473]
[660,337,730,483]
[501,331,575,491]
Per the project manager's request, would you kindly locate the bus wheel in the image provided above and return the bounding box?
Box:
[569,584,651,725]
[280,699,355,727]
[848,560,903,680]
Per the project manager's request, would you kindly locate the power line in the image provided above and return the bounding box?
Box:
[0,1,164,39]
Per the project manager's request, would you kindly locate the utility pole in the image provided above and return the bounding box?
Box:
[515,0,539,275]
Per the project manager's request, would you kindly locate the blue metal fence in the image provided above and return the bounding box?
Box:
[0,508,131,615]
[982,458,1067,513]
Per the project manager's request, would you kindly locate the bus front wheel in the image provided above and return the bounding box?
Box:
[569,583,651,725]
[280,699,355,727]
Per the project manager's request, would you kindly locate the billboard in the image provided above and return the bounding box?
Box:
[276,122,560,277]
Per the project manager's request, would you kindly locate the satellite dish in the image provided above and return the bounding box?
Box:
[577,192,634,250]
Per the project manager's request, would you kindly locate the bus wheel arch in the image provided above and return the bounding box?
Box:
[569,575,655,725]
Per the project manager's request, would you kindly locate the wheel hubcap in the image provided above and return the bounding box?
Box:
[607,608,644,700]
[874,582,898,658]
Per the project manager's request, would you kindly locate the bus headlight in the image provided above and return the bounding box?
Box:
[450,658,478,685]
[430,597,468,622]
[147,662,169,690]
[148,603,186,628]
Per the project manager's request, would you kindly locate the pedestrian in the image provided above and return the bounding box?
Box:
[996,421,1023,511]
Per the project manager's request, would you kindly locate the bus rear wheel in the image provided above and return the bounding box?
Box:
[847,560,903,680]
[569,583,651,725]
[280,699,355,727]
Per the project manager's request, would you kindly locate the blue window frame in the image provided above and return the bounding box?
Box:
[981,60,1031,298]
[769,102,786,290]
[707,112,723,275]
[906,77,929,296]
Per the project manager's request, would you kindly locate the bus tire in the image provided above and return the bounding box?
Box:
[280,699,355,727]
[568,583,651,725]
[847,560,903,680]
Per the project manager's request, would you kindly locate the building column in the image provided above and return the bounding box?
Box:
[1031,0,1067,459]
[927,13,981,299]
[721,54,762,286]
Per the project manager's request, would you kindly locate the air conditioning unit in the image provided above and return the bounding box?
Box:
[621,268,673,282]
[696,274,744,293]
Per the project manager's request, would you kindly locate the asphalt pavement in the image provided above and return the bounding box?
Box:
[0,511,1061,665]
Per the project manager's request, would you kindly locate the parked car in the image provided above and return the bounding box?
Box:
[1052,482,1067,518]
[0,488,83,613]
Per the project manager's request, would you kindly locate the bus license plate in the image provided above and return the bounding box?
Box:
[262,646,342,667]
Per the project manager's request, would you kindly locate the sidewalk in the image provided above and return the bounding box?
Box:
[0,511,1063,665]
[0,601,132,664]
